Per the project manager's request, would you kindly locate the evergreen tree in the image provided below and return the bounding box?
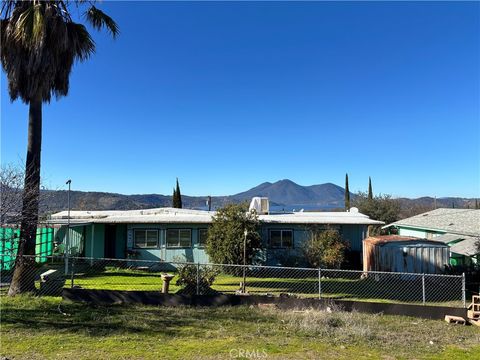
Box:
[345,173,350,211]
[172,187,177,207]
[173,178,182,208]
[475,199,479,210]
[368,177,373,200]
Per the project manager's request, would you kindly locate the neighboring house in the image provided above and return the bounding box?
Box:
[48,206,383,266]
[384,209,480,267]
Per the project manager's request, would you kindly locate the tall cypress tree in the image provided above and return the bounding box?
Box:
[172,187,177,208]
[476,199,479,209]
[368,177,373,200]
[345,173,350,211]
[173,178,183,209]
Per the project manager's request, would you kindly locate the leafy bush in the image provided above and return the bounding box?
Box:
[175,262,219,295]
[303,229,348,269]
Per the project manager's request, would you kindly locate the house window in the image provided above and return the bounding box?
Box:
[198,228,208,247]
[166,229,192,248]
[133,229,158,248]
[269,229,293,248]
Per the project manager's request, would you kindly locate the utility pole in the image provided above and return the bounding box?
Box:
[242,229,248,293]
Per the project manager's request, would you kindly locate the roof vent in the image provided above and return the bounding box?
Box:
[249,197,269,215]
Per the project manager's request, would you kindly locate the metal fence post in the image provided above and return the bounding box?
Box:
[70,257,75,288]
[196,262,200,295]
[318,268,322,299]
[422,273,426,306]
[462,273,466,308]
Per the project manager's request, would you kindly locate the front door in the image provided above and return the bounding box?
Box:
[104,225,116,258]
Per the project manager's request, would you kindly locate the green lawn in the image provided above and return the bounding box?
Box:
[0,263,464,307]
[1,295,479,360]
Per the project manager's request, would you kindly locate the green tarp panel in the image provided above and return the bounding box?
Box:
[0,227,55,270]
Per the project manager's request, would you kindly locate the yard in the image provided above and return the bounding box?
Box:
[1,295,479,360]
[69,264,464,307]
[0,260,465,307]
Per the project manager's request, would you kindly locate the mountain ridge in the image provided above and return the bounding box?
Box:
[35,179,478,214]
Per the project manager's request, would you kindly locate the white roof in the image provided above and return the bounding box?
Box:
[49,207,383,226]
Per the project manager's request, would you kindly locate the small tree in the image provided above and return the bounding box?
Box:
[172,178,182,208]
[344,173,350,211]
[303,229,348,269]
[205,203,262,265]
[354,192,401,235]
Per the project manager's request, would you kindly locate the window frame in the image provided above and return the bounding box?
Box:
[268,229,294,249]
[133,229,159,249]
[166,228,192,248]
[197,228,208,248]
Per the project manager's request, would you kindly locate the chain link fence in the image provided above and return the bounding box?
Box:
[0,255,466,308]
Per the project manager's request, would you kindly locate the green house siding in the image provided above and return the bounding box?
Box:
[84,224,105,259]
[397,226,445,239]
[57,222,370,267]
[126,224,210,263]
[257,224,368,266]
[54,226,86,256]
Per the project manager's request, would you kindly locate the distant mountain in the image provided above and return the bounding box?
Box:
[231,180,347,207]
[34,179,477,216]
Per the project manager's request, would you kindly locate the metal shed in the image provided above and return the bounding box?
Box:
[363,235,449,274]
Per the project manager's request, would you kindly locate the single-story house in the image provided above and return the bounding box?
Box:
[383,208,480,267]
[48,204,383,266]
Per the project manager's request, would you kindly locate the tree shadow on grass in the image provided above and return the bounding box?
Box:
[1,299,276,337]
[1,302,190,337]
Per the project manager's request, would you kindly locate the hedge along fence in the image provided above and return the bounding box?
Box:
[0,227,55,270]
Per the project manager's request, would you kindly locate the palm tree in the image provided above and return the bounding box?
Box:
[1,1,118,295]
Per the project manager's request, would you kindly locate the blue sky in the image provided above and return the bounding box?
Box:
[1,1,479,198]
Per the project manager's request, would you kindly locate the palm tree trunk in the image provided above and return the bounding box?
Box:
[8,97,42,296]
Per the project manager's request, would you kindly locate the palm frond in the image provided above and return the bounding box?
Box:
[13,4,34,44]
[32,3,45,45]
[85,5,119,39]
[67,22,95,62]
[1,0,117,103]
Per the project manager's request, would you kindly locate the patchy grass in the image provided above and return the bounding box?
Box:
[0,295,479,359]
